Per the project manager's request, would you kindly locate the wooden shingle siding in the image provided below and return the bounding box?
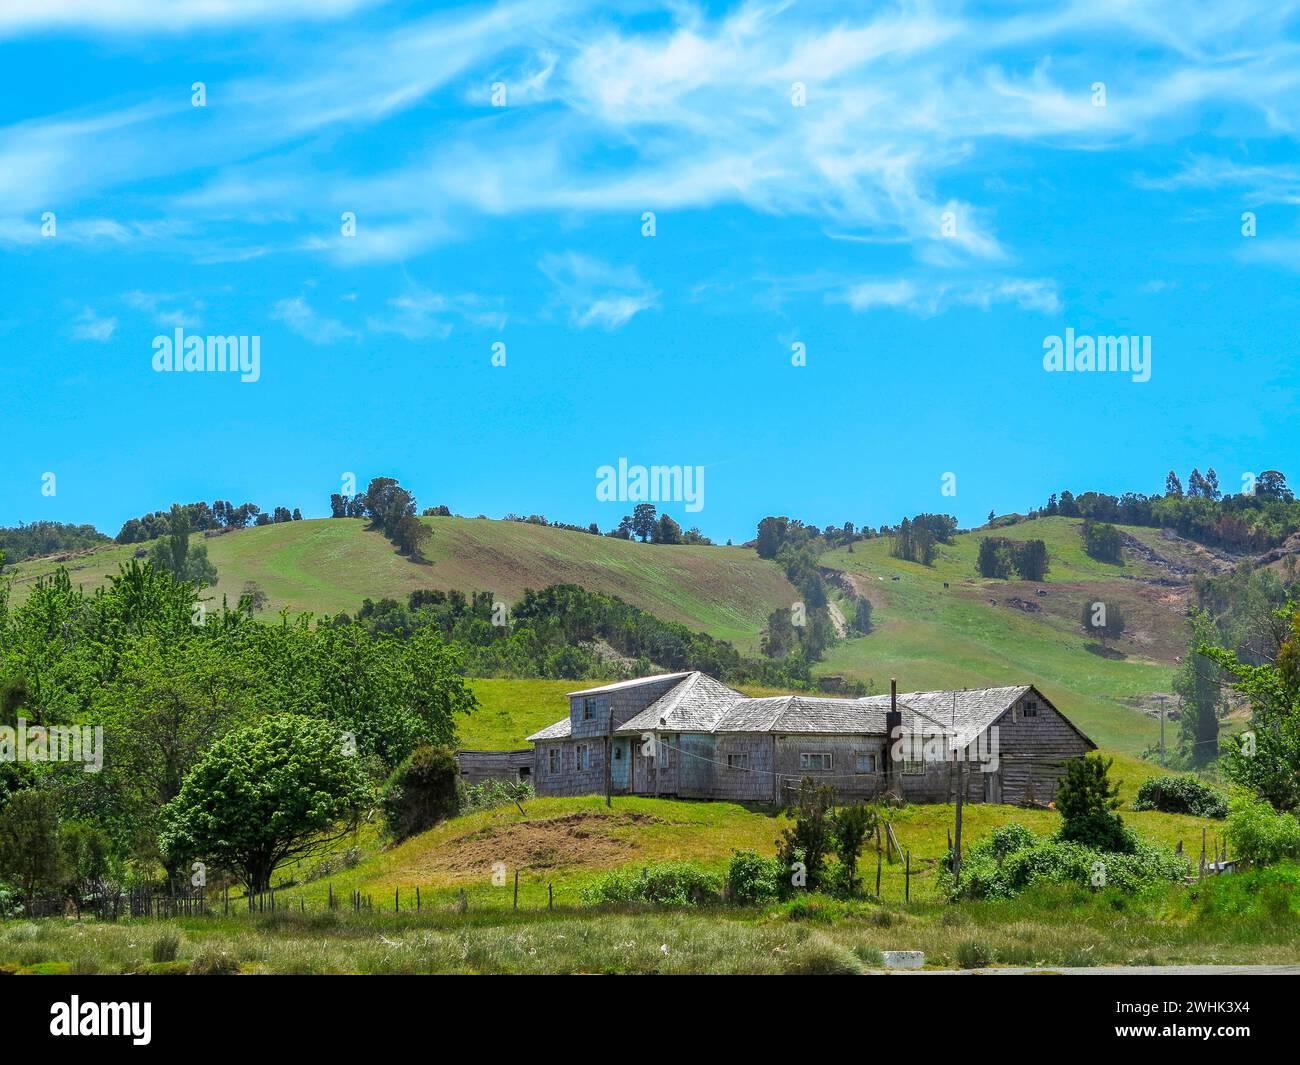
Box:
[455,749,534,787]
[529,674,1095,805]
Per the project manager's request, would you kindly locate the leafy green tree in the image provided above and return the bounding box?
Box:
[1081,519,1124,563]
[1175,610,1226,766]
[1014,539,1050,581]
[148,505,217,587]
[976,537,1012,578]
[59,821,114,916]
[1202,604,1300,811]
[777,778,836,891]
[831,803,877,894]
[1080,599,1126,644]
[0,789,66,911]
[652,513,682,545]
[381,745,460,840]
[160,714,374,893]
[631,503,658,542]
[1055,753,1132,852]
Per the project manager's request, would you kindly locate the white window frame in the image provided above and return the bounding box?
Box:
[582,697,596,721]
[575,744,590,770]
[799,752,832,772]
[727,752,750,770]
[856,752,877,774]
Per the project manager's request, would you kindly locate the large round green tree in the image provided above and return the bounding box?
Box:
[160,714,373,893]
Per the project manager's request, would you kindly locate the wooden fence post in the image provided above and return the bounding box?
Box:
[904,851,911,903]
[513,869,519,911]
[548,883,553,911]
[416,886,421,912]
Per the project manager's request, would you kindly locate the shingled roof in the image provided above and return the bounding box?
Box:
[527,672,1055,747]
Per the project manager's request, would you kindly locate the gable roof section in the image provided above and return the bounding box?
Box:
[618,672,745,734]
[528,674,1086,747]
[526,717,572,742]
[566,673,694,698]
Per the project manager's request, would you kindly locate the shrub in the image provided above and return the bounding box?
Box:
[941,825,1189,900]
[955,940,992,969]
[1056,754,1133,853]
[188,950,240,975]
[580,863,722,907]
[853,944,886,967]
[1132,775,1227,818]
[150,932,181,963]
[986,823,1037,859]
[1224,791,1300,866]
[726,850,785,905]
[381,746,460,840]
[461,777,534,815]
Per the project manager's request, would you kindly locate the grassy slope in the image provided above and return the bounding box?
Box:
[288,777,1216,914]
[7,516,797,652]
[815,516,1196,755]
[9,514,1215,755]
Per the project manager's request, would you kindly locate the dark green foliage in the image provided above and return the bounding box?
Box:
[830,803,877,893]
[0,790,65,911]
[147,504,218,587]
[355,582,840,691]
[0,522,109,563]
[1132,774,1227,818]
[777,778,836,891]
[940,825,1188,900]
[160,714,374,893]
[890,517,938,565]
[976,537,1013,578]
[1224,791,1300,865]
[1081,519,1124,563]
[580,863,722,906]
[1174,611,1226,765]
[1056,754,1133,853]
[1014,539,1050,581]
[725,850,786,904]
[1080,599,1126,642]
[382,746,461,840]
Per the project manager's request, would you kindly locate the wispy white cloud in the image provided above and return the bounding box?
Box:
[366,287,506,339]
[0,0,379,38]
[71,306,117,341]
[833,276,1061,317]
[539,252,659,330]
[270,296,357,344]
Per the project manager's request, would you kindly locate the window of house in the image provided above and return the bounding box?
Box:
[856,752,877,774]
[548,748,560,774]
[903,760,925,776]
[1022,700,1038,718]
[575,744,590,770]
[582,697,596,721]
[727,752,750,770]
[799,752,832,771]
[658,736,673,769]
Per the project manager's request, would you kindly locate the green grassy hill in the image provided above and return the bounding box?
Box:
[7,516,797,652]
[8,513,1230,756]
[815,516,1217,754]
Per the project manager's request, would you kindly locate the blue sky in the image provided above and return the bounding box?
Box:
[2,0,1299,544]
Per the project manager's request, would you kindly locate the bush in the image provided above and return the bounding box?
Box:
[941,825,1189,901]
[1056,754,1133,853]
[381,746,460,840]
[1224,791,1300,866]
[986,823,1037,859]
[580,863,723,907]
[1132,775,1227,818]
[150,932,181,963]
[461,778,534,815]
[955,940,992,968]
[188,950,240,975]
[726,850,785,905]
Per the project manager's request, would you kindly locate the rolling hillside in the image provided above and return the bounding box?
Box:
[6,516,798,652]
[814,517,1226,754]
[7,512,1237,756]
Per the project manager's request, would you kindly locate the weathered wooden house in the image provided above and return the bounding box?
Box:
[527,671,1094,805]
[454,748,534,787]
